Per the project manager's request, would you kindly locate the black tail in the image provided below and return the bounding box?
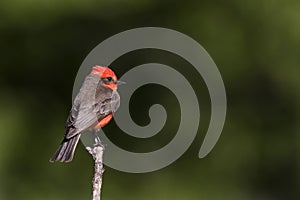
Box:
[50,134,81,163]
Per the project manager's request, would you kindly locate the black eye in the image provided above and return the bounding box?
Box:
[102,77,113,83]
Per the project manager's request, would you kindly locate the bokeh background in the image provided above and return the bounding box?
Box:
[1,0,300,199]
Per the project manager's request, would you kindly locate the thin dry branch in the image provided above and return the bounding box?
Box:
[86,138,105,200]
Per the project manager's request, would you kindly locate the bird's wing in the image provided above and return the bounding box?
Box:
[65,74,102,139]
[94,83,120,119]
[95,89,120,117]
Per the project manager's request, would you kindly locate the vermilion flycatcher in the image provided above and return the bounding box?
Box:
[50,66,121,162]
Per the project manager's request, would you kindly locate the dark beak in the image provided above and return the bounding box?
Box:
[117,80,126,85]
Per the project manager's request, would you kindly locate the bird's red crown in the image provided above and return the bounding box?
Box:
[91,65,117,80]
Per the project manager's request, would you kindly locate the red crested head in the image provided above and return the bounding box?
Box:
[91,65,118,90]
[91,65,117,79]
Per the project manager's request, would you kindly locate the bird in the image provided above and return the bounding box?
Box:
[50,65,122,163]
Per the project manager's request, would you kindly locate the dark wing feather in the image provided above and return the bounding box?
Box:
[96,89,120,117]
[65,74,102,139]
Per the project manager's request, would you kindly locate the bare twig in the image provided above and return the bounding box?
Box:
[86,137,105,200]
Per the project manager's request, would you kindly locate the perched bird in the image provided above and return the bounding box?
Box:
[50,66,121,162]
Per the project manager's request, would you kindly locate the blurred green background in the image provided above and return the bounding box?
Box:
[1,0,300,199]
